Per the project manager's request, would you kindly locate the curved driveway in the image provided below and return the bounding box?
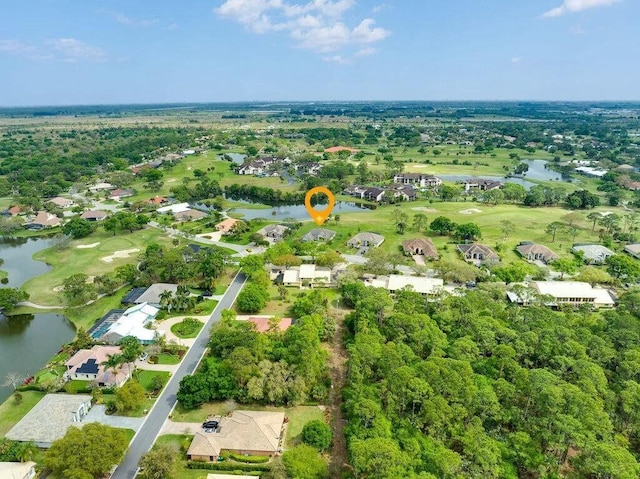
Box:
[110,272,247,479]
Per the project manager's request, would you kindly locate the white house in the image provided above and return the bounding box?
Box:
[0,462,37,479]
[100,302,162,344]
[282,264,332,288]
[507,281,616,308]
[157,202,191,214]
[364,274,444,296]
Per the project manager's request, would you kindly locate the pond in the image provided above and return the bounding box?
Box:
[0,237,75,403]
[217,153,247,164]
[230,201,375,221]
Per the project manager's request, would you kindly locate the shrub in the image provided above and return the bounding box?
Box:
[302,420,332,451]
[186,461,270,472]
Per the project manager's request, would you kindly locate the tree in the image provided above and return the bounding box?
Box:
[572,443,640,479]
[575,266,614,286]
[3,372,25,391]
[551,258,579,279]
[566,189,600,209]
[302,420,332,451]
[138,444,177,479]
[350,437,410,479]
[236,283,268,313]
[0,288,29,311]
[606,254,640,282]
[62,217,97,239]
[282,444,328,479]
[430,216,457,236]
[363,248,392,276]
[315,250,342,268]
[413,213,428,232]
[545,221,564,242]
[440,185,459,201]
[454,223,482,241]
[587,212,603,231]
[44,423,128,479]
[561,212,583,227]
[61,273,97,306]
[392,208,409,234]
[115,380,146,412]
[499,220,515,241]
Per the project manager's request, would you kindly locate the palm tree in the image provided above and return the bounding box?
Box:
[587,212,603,232]
[159,290,173,313]
[101,354,123,379]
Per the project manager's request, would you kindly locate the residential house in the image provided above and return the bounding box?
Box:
[236,157,282,176]
[147,196,170,206]
[363,187,386,202]
[64,345,131,387]
[575,166,608,178]
[343,185,369,198]
[6,394,92,447]
[507,281,616,308]
[256,224,290,241]
[1,205,23,217]
[157,202,191,215]
[282,264,332,288]
[215,218,243,235]
[99,302,162,345]
[80,210,107,222]
[247,316,293,333]
[175,209,207,222]
[0,461,37,479]
[460,179,503,193]
[109,189,135,201]
[624,243,640,259]
[572,244,614,264]
[25,211,60,230]
[122,283,179,308]
[388,185,417,201]
[393,173,442,188]
[47,196,74,208]
[347,232,385,248]
[88,182,114,192]
[187,410,285,462]
[301,228,336,242]
[402,238,439,259]
[516,242,559,264]
[364,274,444,296]
[457,243,500,263]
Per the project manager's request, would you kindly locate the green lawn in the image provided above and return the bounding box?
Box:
[156,353,181,365]
[171,402,324,447]
[171,318,204,338]
[135,370,170,393]
[0,391,45,436]
[155,434,216,479]
[20,227,171,306]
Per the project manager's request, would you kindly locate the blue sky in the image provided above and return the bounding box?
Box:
[1,0,638,105]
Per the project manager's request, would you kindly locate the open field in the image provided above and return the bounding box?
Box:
[20,227,171,306]
[294,200,632,265]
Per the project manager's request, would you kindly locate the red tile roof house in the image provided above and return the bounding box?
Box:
[80,210,108,222]
[64,345,131,387]
[147,196,170,206]
[324,146,360,153]
[215,218,243,235]
[7,205,23,216]
[47,196,74,208]
[25,211,61,229]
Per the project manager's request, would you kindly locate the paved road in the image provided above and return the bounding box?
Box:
[147,221,250,256]
[110,272,247,479]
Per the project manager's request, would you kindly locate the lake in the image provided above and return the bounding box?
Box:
[439,160,571,190]
[217,153,247,164]
[0,237,75,403]
[230,201,374,221]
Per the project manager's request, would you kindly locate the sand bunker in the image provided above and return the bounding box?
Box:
[411,207,438,213]
[101,248,140,263]
[196,231,222,242]
[77,242,100,249]
[459,208,483,215]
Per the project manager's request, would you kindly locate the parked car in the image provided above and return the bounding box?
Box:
[202,420,219,429]
[139,352,149,361]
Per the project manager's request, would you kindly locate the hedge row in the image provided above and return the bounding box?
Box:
[186,461,270,472]
[227,453,270,464]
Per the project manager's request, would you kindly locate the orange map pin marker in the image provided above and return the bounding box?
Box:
[305,187,335,226]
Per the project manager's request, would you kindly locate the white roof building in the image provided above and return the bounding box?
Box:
[157,202,191,214]
[508,281,616,308]
[102,302,161,344]
[0,461,36,479]
[282,264,332,288]
[364,274,444,296]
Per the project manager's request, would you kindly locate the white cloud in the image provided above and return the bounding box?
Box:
[46,38,108,63]
[570,24,586,34]
[372,3,390,14]
[97,9,160,28]
[0,39,34,54]
[356,46,376,56]
[543,0,622,18]
[215,0,390,60]
[323,54,350,64]
[511,56,522,63]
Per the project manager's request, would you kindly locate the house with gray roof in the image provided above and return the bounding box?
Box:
[256,224,290,241]
[347,232,385,248]
[457,243,499,264]
[572,244,614,264]
[516,242,559,264]
[624,243,640,259]
[301,228,336,242]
